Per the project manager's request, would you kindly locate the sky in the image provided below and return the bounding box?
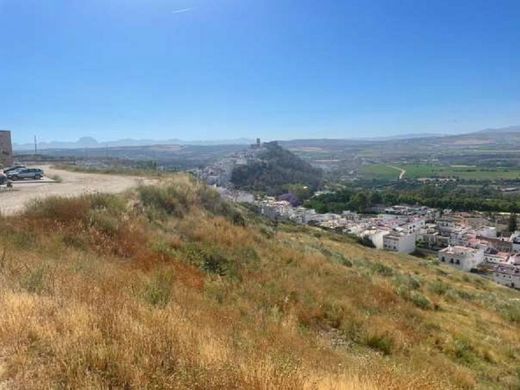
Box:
[1,0,520,144]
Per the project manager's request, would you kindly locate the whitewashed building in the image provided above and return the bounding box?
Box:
[383,231,416,254]
[438,246,484,271]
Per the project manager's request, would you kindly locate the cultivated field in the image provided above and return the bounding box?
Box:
[360,164,520,181]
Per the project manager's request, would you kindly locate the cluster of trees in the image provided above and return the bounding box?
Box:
[231,142,322,196]
[306,183,520,214]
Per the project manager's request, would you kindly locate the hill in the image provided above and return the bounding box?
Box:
[231,142,323,195]
[0,176,519,388]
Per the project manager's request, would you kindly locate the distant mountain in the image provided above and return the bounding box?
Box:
[359,133,447,141]
[13,125,520,152]
[14,137,255,151]
[475,125,520,134]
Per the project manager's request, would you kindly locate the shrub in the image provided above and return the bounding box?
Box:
[372,263,394,277]
[332,253,353,267]
[143,271,174,307]
[364,333,394,355]
[394,274,421,290]
[450,338,476,365]
[499,301,520,323]
[138,185,185,217]
[409,291,433,310]
[396,285,433,310]
[202,253,229,276]
[181,244,231,277]
[25,196,91,223]
[429,280,449,295]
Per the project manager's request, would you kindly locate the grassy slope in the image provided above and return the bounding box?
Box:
[0,174,519,389]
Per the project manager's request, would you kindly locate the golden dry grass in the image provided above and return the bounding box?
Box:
[0,175,519,389]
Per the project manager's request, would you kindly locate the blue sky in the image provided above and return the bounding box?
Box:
[1,0,519,143]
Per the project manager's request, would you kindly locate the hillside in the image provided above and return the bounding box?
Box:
[0,175,519,389]
[231,142,323,195]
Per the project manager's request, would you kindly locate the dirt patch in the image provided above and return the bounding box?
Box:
[0,165,157,216]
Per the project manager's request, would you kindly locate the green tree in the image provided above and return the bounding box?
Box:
[368,191,383,206]
[508,212,517,232]
[350,192,368,212]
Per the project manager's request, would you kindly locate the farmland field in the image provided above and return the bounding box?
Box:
[402,164,520,180]
[359,164,402,180]
[360,163,520,181]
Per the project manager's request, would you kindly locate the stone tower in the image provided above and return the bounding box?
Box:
[0,130,13,167]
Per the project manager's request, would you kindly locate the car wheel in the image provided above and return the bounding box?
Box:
[11,176,18,181]
[35,175,42,180]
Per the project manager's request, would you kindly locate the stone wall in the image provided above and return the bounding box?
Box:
[0,130,13,167]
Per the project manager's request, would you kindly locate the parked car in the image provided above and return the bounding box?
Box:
[7,168,44,180]
[3,165,26,174]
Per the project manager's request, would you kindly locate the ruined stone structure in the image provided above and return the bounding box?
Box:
[0,130,13,167]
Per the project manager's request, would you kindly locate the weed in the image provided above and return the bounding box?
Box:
[143,271,174,307]
[20,265,46,294]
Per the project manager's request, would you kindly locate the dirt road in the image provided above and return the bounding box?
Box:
[387,165,406,180]
[0,166,156,216]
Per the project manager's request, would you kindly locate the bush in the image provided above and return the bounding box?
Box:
[332,253,353,267]
[394,274,421,290]
[499,301,520,323]
[364,333,394,355]
[138,185,185,217]
[25,196,91,223]
[182,244,231,277]
[143,271,174,307]
[450,338,476,365]
[409,291,433,310]
[396,285,433,310]
[372,263,394,277]
[429,280,449,295]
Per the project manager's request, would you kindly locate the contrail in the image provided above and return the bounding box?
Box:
[172,8,193,14]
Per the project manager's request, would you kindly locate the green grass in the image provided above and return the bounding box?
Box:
[402,164,520,180]
[359,164,402,180]
[360,163,520,181]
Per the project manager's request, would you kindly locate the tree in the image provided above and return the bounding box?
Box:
[508,212,517,233]
[350,192,368,212]
[368,191,383,206]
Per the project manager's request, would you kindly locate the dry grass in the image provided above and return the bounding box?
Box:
[0,175,519,389]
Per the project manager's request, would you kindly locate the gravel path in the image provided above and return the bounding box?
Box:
[0,165,156,216]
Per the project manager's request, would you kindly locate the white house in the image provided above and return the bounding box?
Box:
[483,249,510,264]
[383,231,416,254]
[363,229,390,250]
[438,246,484,271]
[437,217,457,233]
[400,218,426,236]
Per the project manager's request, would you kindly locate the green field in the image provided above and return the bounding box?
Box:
[359,164,402,180]
[403,164,520,180]
[360,164,520,181]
